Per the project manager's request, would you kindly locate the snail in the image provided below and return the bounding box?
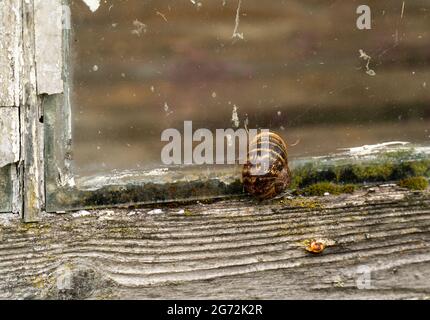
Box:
[302,238,335,254]
[242,131,291,199]
[305,240,326,254]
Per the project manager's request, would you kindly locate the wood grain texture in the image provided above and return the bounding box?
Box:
[0,185,429,299]
[0,1,21,215]
[20,0,45,221]
[0,0,20,107]
[34,0,63,95]
[0,107,19,168]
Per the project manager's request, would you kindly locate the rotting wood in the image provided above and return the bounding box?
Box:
[0,185,429,299]
[0,108,19,168]
[20,0,45,221]
[0,0,21,215]
[0,0,20,107]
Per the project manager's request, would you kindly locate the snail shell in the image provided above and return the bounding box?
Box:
[305,240,326,254]
[242,131,291,199]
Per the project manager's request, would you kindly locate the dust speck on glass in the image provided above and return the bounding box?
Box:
[48,0,430,210]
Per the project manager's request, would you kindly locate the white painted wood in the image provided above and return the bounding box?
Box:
[0,107,19,168]
[0,0,21,106]
[34,0,63,95]
[21,0,44,221]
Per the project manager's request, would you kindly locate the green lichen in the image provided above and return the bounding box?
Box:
[399,176,429,191]
[184,209,193,217]
[18,222,51,235]
[31,275,48,290]
[109,226,138,237]
[280,198,323,209]
[298,182,356,197]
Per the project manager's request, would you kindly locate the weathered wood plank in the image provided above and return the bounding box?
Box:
[34,0,63,95]
[0,0,20,106]
[0,1,21,215]
[0,107,19,213]
[0,185,429,299]
[0,107,19,168]
[21,0,44,221]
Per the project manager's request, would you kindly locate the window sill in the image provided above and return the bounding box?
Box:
[0,185,429,299]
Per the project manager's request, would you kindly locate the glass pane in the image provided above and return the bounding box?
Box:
[69,1,430,185]
[70,0,430,173]
[0,165,12,212]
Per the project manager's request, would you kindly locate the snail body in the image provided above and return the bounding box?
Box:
[242,131,291,199]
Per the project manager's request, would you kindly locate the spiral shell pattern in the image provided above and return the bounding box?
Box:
[242,131,291,199]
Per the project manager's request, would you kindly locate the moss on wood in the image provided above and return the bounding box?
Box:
[399,176,429,191]
[297,182,356,197]
[44,146,430,211]
[291,150,430,190]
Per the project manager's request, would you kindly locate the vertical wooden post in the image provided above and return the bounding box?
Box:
[0,0,22,214]
[20,0,44,222]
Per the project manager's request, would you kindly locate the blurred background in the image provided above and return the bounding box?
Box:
[70,0,430,175]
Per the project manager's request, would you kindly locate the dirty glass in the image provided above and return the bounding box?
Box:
[0,165,12,212]
[62,0,430,206]
[70,0,429,176]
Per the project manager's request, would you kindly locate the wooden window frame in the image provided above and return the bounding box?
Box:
[33,0,244,215]
[2,0,429,222]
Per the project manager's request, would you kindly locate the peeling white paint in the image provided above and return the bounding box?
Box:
[0,108,20,168]
[82,0,100,13]
[34,0,64,94]
[147,209,163,215]
[0,0,21,106]
[72,210,91,218]
[298,141,426,166]
[147,168,169,176]
[341,141,410,156]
